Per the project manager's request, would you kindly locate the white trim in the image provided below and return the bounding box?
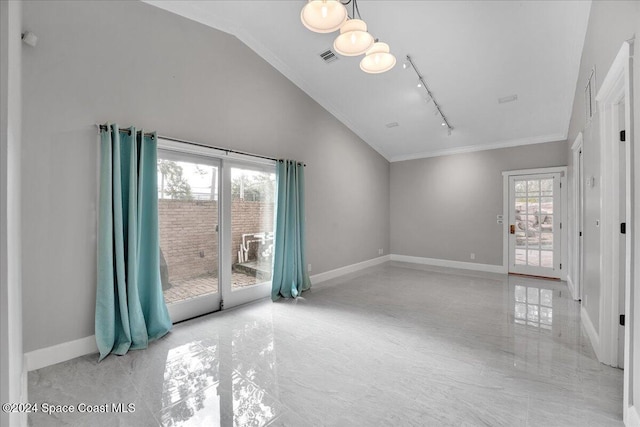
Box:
[390,133,566,163]
[596,40,632,369]
[389,254,506,274]
[311,255,391,285]
[581,306,601,361]
[570,132,584,301]
[501,166,568,177]
[627,405,640,427]
[24,335,98,372]
[566,275,578,301]
[571,131,583,151]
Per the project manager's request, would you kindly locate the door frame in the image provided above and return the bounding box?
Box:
[157,148,222,323]
[594,41,634,422]
[220,160,275,310]
[502,167,568,280]
[570,133,584,301]
[157,138,276,320]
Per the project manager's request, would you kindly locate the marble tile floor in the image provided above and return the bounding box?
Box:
[28,262,623,426]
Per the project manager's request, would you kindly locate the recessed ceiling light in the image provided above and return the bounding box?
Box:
[498,94,518,104]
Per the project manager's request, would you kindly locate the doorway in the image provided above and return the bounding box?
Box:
[506,171,564,279]
[157,140,275,322]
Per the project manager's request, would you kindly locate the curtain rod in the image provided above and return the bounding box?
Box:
[96,124,305,166]
[97,124,155,138]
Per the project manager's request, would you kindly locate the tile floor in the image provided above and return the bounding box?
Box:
[28,262,623,426]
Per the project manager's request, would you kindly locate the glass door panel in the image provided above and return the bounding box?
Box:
[509,173,561,278]
[222,163,276,309]
[157,150,221,322]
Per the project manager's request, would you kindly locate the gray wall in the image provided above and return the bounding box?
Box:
[390,142,567,266]
[564,1,640,333]
[21,0,390,353]
[1,0,25,424]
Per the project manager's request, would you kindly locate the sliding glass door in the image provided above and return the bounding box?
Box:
[157,141,275,322]
[157,150,221,322]
[221,162,276,309]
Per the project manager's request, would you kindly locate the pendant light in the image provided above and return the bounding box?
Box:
[360,42,396,74]
[333,19,374,56]
[300,0,348,34]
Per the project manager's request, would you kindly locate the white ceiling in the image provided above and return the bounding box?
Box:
[146,1,591,162]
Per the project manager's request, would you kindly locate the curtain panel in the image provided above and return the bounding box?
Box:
[96,123,172,360]
[271,160,312,300]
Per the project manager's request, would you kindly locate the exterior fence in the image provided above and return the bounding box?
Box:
[158,199,274,283]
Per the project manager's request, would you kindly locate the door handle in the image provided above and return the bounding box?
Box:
[510,224,515,234]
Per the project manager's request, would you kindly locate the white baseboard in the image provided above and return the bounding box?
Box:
[627,404,640,427]
[24,255,393,371]
[581,306,601,361]
[566,275,579,301]
[19,367,28,427]
[24,335,97,372]
[311,255,391,285]
[390,254,506,274]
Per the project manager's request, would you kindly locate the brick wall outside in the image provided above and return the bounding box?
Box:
[159,199,274,283]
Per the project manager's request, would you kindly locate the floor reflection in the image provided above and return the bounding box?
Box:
[159,317,279,426]
[514,282,553,330]
[159,342,221,426]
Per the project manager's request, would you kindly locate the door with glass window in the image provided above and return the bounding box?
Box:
[221,162,276,309]
[157,150,221,322]
[157,143,276,322]
[508,173,562,278]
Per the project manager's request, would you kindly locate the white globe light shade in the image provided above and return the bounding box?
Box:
[360,42,396,74]
[333,19,374,56]
[301,0,348,34]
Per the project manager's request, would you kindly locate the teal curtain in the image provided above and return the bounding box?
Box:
[272,160,311,300]
[96,123,172,361]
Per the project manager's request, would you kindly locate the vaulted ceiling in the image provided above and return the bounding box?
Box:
[146,1,591,161]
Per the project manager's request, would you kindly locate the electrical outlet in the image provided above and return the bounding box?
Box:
[378,248,383,255]
[470,253,475,260]
[308,263,312,272]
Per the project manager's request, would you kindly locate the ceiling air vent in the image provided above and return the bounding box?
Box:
[319,49,339,64]
[385,122,399,128]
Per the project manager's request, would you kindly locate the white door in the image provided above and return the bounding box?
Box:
[508,173,562,278]
[617,99,627,369]
[157,149,222,322]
